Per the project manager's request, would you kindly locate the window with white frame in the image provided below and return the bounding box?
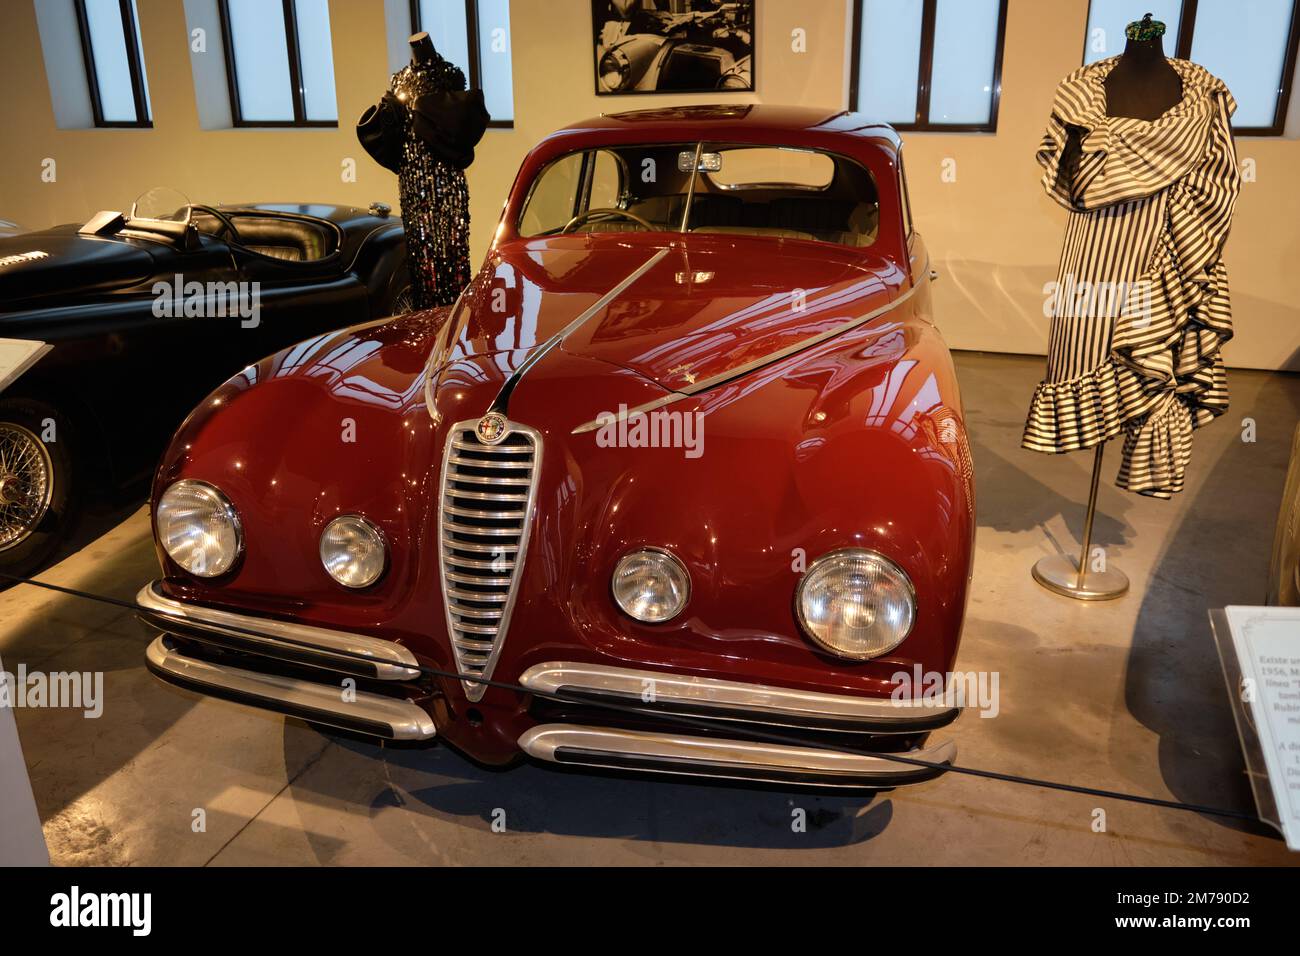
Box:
[74,0,152,127]
[218,0,338,126]
[411,0,514,126]
[850,0,1008,132]
[1083,0,1300,135]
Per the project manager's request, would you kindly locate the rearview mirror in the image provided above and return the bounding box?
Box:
[677,151,722,173]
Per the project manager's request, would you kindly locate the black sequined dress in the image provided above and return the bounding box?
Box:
[390,55,472,310]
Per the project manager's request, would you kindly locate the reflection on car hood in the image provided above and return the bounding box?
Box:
[437,234,906,394]
[0,226,156,304]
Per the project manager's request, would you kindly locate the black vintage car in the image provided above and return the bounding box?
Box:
[0,191,410,578]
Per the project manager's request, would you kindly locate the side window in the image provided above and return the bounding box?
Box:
[520,150,626,235]
[589,150,623,210]
[519,153,584,236]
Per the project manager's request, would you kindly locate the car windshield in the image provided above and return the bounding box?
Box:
[518,142,879,248]
[130,186,192,224]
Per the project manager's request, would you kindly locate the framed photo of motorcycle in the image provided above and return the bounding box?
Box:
[592,0,755,94]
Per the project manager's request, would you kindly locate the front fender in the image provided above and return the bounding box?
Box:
[153,311,451,632]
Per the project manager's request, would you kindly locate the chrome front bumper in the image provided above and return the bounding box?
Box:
[138,585,956,784]
[138,582,435,741]
[519,725,956,788]
[519,661,958,787]
[137,582,420,680]
[519,661,959,734]
[146,635,436,740]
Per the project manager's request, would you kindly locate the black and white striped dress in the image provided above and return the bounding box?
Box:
[1022,58,1240,499]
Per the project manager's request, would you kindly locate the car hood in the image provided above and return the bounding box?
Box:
[0,226,157,303]
[437,234,906,394]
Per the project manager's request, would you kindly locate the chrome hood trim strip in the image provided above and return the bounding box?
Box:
[487,246,670,417]
[571,255,932,435]
[422,276,477,428]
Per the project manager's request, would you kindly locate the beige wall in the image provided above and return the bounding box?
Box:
[2,0,1297,370]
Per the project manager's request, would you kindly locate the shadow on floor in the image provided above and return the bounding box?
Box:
[291,729,897,852]
[1124,359,1300,837]
[967,421,1132,551]
[0,480,148,594]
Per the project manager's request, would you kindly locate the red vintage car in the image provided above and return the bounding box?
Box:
[138,105,975,789]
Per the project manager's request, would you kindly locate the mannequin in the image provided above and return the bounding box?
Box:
[1026,13,1241,597]
[390,33,473,310]
[1056,14,1182,195]
[1104,13,1182,120]
[410,30,437,65]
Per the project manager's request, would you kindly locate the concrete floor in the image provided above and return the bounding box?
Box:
[2,351,1298,866]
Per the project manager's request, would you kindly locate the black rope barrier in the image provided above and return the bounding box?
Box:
[0,570,1265,824]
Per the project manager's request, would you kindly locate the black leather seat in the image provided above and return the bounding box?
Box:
[191,211,337,261]
[231,215,335,261]
[691,196,879,246]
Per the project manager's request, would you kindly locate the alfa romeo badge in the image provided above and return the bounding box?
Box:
[476,412,509,445]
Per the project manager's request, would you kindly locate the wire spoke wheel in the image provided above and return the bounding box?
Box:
[0,421,55,552]
[391,285,415,315]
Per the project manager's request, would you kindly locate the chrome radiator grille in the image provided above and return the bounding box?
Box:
[437,419,541,701]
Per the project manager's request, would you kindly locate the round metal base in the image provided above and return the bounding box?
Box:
[1031,553,1129,601]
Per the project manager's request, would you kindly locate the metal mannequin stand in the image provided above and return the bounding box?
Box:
[1032,444,1129,600]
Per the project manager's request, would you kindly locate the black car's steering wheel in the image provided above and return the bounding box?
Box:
[562,208,655,233]
[189,204,242,245]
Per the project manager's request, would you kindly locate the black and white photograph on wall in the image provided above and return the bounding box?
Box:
[592,0,754,94]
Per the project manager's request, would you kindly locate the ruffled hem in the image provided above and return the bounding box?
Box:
[1023,228,1233,497]
[1117,393,1194,499]
[1022,363,1125,455]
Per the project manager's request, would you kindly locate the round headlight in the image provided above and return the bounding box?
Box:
[156,479,242,578]
[796,549,915,659]
[320,515,387,589]
[612,548,690,623]
[599,48,631,91]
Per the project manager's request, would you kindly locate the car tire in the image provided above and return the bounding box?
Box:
[0,398,80,583]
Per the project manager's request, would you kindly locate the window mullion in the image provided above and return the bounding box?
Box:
[283,0,306,125]
[119,0,150,126]
[914,0,937,127]
[465,0,481,91]
[217,0,243,125]
[73,0,106,126]
[1175,0,1198,60]
[848,0,864,111]
[1271,0,1300,132]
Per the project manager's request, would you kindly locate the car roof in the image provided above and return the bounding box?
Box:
[552,104,903,151]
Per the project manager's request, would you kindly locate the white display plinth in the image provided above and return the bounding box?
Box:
[0,338,51,394]
[1210,606,1300,851]
[0,654,49,865]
